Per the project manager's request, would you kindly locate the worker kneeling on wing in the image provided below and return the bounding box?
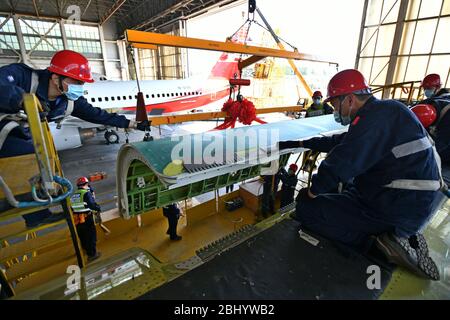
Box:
[279,69,442,280]
[70,177,101,262]
[411,74,450,164]
[0,50,149,227]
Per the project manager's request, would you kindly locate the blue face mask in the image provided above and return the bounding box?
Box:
[313,98,321,105]
[424,89,435,99]
[64,84,84,101]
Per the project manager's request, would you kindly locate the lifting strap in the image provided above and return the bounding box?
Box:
[385,134,445,192]
[56,100,74,129]
[0,72,41,150]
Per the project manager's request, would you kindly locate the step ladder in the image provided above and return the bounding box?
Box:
[0,94,85,298]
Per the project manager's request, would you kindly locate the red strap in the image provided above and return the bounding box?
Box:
[213,98,267,130]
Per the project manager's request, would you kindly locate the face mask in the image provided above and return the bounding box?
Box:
[64,83,84,101]
[424,89,435,99]
[313,98,321,105]
[333,110,342,123]
[333,96,353,125]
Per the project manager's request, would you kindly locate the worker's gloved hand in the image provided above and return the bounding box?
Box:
[136,120,151,131]
[296,188,313,203]
[278,140,302,150]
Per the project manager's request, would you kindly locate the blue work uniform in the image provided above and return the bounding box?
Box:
[163,204,181,240]
[0,63,130,158]
[277,168,298,208]
[420,89,450,164]
[296,96,442,252]
[0,63,129,226]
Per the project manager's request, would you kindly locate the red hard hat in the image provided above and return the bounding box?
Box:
[47,50,94,83]
[411,104,437,128]
[76,176,89,186]
[421,74,441,89]
[324,69,371,103]
[312,91,322,99]
[289,163,298,172]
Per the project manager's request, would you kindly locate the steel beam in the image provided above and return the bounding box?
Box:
[125,30,328,62]
[383,0,409,99]
[147,105,304,126]
[99,0,127,25]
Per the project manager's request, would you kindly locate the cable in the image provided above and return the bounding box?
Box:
[0,175,73,208]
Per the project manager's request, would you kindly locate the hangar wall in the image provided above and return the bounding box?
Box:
[0,14,126,80]
[356,0,450,98]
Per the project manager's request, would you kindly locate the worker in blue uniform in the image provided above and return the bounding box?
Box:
[277,163,298,208]
[0,50,149,228]
[411,74,450,164]
[163,203,182,241]
[279,69,442,280]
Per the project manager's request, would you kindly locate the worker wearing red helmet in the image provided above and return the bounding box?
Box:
[421,73,448,99]
[0,50,149,228]
[411,73,450,164]
[276,163,298,208]
[70,176,101,262]
[305,90,334,118]
[279,69,442,280]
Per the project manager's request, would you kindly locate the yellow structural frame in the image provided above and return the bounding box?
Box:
[125,30,329,63]
[147,105,305,126]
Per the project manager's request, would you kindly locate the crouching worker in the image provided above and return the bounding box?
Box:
[70,177,101,262]
[277,163,298,208]
[279,69,442,280]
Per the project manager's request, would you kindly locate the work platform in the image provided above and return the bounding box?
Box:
[12,189,450,300]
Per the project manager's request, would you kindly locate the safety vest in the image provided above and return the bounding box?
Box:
[70,189,90,225]
[0,71,74,150]
[306,104,325,117]
[384,134,445,192]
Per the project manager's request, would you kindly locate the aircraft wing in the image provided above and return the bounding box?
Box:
[117,115,348,218]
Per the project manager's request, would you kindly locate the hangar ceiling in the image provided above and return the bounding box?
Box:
[0,0,239,33]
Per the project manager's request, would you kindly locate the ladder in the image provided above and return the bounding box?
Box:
[0,94,85,298]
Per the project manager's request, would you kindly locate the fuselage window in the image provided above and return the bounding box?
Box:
[129,95,132,100]
[134,95,137,99]
[111,97,115,101]
[146,94,149,98]
[175,93,179,96]
[105,97,109,102]
[117,96,121,101]
[91,98,95,102]
[123,96,127,100]
[98,97,102,102]
[171,93,174,97]
[162,93,165,98]
[157,94,160,98]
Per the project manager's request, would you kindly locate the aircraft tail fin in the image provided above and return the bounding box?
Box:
[208,26,250,80]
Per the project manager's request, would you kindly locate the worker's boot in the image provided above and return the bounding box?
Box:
[376,233,439,280]
[87,251,101,262]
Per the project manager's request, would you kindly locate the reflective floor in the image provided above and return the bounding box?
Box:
[381,198,450,299]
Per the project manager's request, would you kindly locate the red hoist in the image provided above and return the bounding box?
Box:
[213,78,266,130]
[213,0,267,130]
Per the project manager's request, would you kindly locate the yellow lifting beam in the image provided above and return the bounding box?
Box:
[148,105,304,126]
[125,29,327,62]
